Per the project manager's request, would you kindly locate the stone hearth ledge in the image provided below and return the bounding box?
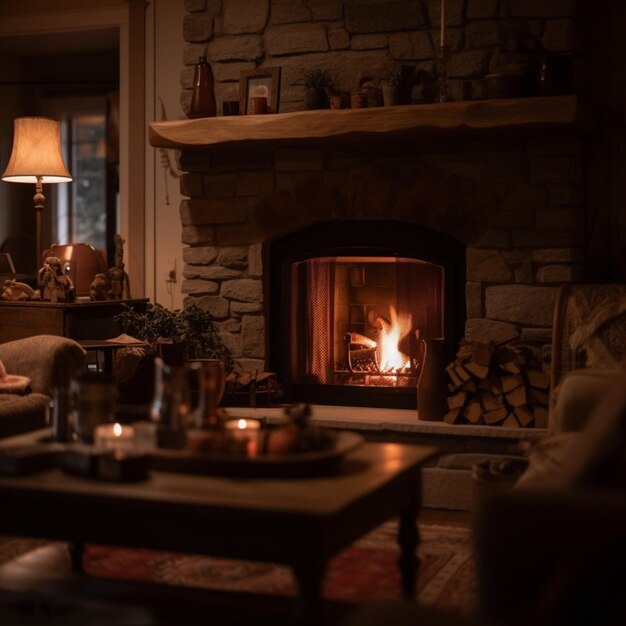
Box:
[224,405,545,440]
[223,405,539,510]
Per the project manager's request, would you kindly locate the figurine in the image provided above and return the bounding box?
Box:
[89,272,110,301]
[0,279,35,301]
[38,256,76,303]
[107,234,130,299]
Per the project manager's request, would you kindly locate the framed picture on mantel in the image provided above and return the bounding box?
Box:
[239,67,281,115]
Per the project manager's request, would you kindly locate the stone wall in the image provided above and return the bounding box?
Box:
[176,1,582,378]
[182,0,575,113]
[178,134,584,374]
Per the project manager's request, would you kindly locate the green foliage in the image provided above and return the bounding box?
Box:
[301,68,333,91]
[382,63,416,87]
[382,68,404,87]
[115,303,227,361]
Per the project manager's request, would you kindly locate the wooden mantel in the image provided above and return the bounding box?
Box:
[149,95,579,150]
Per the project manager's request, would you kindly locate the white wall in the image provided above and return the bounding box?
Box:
[145,0,186,310]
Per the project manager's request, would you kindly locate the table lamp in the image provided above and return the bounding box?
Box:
[2,117,72,269]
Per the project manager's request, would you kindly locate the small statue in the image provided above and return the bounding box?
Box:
[107,234,130,300]
[89,273,110,301]
[1,279,35,301]
[38,256,76,303]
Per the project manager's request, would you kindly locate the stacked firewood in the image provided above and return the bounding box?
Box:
[444,338,550,428]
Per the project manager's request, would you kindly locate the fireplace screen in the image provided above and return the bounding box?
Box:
[290,256,444,392]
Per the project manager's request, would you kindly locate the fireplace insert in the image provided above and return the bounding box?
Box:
[267,221,465,409]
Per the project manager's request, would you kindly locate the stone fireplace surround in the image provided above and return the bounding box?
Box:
[175,128,583,390]
[151,104,584,508]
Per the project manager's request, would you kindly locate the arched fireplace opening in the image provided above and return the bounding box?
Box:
[267,221,466,409]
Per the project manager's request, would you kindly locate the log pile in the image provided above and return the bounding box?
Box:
[444,339,550,428]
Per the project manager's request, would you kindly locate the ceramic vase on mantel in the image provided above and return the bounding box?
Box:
[189,55,216,118]
[417,338,448,421]
[382,83,400,106]
[304,87,328,110]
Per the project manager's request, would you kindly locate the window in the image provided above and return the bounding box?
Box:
[55,110,107,249]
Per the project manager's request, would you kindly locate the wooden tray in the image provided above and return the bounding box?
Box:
[148,431,364,478]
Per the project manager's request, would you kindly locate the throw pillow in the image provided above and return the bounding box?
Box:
[0,358,31,394]
[518,372,626,490]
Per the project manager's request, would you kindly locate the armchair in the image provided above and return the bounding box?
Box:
[0,335,85,438]
[474,283,626,626]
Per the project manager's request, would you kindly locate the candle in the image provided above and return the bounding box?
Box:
[225,418,261,458]
[440,0,446,47]
[94,422,136,452]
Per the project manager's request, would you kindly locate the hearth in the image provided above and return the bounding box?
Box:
[267,221,466,409]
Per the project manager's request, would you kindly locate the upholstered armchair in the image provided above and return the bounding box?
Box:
[0,335,86,438]
[474,284,626,626]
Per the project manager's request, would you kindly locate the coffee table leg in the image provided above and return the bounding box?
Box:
[68,541,85,573]
[293,559,325,626]
[398,471,420,598]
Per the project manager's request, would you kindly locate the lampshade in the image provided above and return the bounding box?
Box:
[2,117,72,183]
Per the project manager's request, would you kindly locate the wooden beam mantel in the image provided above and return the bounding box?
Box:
[148,95,579,150]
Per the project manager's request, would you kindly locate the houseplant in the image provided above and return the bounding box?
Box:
[301,69,333,110]
[380,64,418,106]
[113,302,229,403]
[381,68,403,106]
[115,302,227,362]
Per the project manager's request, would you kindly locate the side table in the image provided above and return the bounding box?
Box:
[0,299,148,343]
[78,339,148,374]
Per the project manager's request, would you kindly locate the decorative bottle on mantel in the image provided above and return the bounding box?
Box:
[189,55,216,119]
[417,338,448,421]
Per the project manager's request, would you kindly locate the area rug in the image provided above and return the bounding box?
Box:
[0,522,477,616]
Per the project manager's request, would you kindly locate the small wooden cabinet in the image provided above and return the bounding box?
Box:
[0,299,148,344]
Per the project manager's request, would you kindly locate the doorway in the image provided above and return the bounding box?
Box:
[0,1,145,294]
[0,28,119,275]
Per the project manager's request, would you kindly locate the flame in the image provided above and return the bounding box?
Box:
[113,422,122,437]
[237,418,248,430]
[377,306,411,373]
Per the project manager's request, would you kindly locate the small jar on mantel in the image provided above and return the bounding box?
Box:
[189,55,216,119]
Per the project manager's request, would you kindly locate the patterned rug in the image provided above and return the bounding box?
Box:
[0,522,477,616]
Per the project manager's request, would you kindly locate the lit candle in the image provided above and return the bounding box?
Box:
[440,0,446,47]
[225,418,261,458]
[94,422,136,452]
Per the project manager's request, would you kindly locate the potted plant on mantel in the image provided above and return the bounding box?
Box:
[380,65,416,106]
[301,68,333,110]
[381,69,403,106]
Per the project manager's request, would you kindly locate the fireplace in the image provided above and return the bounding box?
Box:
[154,101,585,424]
[267,221,466,409]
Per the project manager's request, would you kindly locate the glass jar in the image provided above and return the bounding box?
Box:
[70,373,117,442]
[189,359,225,431]
[151,357,191,430]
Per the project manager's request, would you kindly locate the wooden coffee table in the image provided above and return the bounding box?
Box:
[0,430,437,625]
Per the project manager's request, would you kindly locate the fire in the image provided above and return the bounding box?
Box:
[376,306,411,373]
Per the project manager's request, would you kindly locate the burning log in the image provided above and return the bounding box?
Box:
[344,332,378,372]
[367,309,391,331]
[344,309,416,377]
[443,339,550,428]
[344,332,377,349]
